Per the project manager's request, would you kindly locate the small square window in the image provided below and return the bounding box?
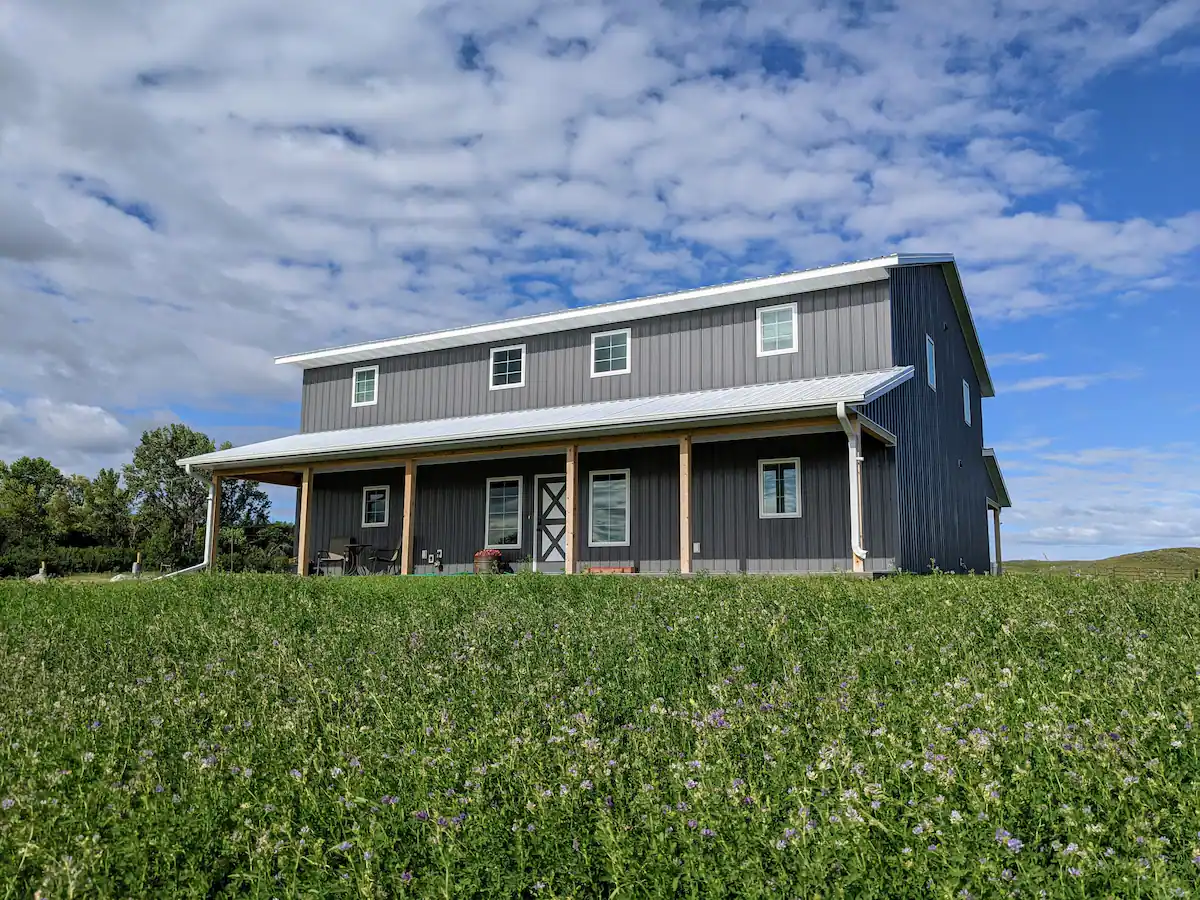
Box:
[962,380,972,426]
[490,345,526,390]
[485,477,522,548]
[352,366,378,407]
[591,329,631,377]
[757,303,797,357]
[926,335,937,390]
[759,459,801,518]
[361,485,390,527]
[589,470,630,546]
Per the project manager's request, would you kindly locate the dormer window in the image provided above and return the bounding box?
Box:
[757,303,798,357]
[490,344,526,390]
[352,366,378,407]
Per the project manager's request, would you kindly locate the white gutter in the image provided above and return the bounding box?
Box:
[836,402,868,565]
[156,478,215,579]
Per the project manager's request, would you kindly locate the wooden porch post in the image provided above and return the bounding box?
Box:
[679,435,692,574]
[401,460,417,574]
[207,474,223,571]
[296,467,313,576]
[992,505,1003,575]
[564,445,578,574]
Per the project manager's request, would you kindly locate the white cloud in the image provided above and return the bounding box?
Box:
[1001,370,1139,393]
[988,352,1048,367]
[1,0,1198,492]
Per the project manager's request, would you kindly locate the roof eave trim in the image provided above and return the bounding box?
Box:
[982,448,1012,507]
[937,261,995,398]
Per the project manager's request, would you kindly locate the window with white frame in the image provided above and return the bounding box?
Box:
[589,470,630,546]
[591,328,630,377]
[489,345,526,390]
[925,335,936,390]
[757,302,798,357]
[352,366,379,407]
[759,458,801,518]
[361,485,390,527]
[962,379,972,425]
[485,477,522,548]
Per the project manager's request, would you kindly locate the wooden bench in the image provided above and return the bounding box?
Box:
[584,565,636,574]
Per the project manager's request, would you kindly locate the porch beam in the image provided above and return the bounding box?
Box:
[401,460,417,574]
[207,474,223,571]
[679,435,692,575]
[565,445,578,575]
[992,505,1003,575]
[296,467,313,576]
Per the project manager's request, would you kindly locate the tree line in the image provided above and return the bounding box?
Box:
[0,424,294,578]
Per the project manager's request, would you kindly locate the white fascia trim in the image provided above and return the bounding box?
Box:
[178,368,915,471]
[587,468,631,547]
[361,484,390,528]
[484,475,523,549]
[489,344,526,391]
[275,255,945,369]
[590,328,632,378]
[351,365,379,407]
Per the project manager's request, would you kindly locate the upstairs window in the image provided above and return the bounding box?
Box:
[757,302,798,357]
[759,458,801,518]
[591,328,631,377]
[963,379,972,425]
[490,344,526,390]
[352,365,378,407]
[485,477,522,548]
[361,485,390,527]
[925,335,937,390]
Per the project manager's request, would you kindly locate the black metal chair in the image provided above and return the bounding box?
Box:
[368,546,401,575]
[316,536,352,576]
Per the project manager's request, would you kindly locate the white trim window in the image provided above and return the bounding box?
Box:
[489,344,526,390]
[756,302,798,357]
[588,469,630,546]
[962,379,972,425]
[361,485,390,528]
[759,458,801,518]
[352,365,379,407]
[485,476,523,548]
[591,328,631,377]
[925,335,936,390]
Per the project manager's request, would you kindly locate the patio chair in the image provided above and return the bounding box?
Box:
[369,546,402,575]
[316,536,352,576]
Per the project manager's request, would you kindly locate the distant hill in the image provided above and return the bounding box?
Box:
[1007,547,1200,576]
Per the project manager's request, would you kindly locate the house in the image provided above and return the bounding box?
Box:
[178,254,1012,576]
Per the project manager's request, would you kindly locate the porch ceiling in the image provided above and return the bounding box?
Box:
[178,367,913,473]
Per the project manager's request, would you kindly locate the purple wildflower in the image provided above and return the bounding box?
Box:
[701,828,715,837]
[436,816,449,827]
[685,779,698,790]
[400,872,413,884]
[1,799,13,810]
[414,810,429,821]
[1068,867,1082,877]
[336,841,352,852]
[686,819,698,829]
[1007,838,1024,853]
[581,780,593,791]
[289,769,302,779]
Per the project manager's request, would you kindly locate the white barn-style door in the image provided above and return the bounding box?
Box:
[534,474,568,573]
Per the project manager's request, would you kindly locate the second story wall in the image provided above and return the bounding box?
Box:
[300,279,892,432]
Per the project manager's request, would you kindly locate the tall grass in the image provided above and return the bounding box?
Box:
[0,574,1197,898]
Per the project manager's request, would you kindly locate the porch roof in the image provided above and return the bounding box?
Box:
[178,366,913,472]
[983,448,1012,508]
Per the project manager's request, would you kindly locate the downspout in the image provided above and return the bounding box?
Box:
[836,402,869,565]
[157,465,214,579]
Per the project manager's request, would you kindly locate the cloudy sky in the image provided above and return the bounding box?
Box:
[2,0,1199,560]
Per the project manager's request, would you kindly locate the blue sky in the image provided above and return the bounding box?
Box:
[1,0,1198,559]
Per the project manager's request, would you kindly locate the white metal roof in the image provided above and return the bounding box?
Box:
[983,448,1012,508]
[179,367,913,471]
[277,253,952,368]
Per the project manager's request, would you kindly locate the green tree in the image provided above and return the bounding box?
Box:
[46,474,90,544]
[80,468,132,548]
[0,457,66,550]
[124,425,271,565]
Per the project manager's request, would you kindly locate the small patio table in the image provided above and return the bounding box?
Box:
[343,543,372,576]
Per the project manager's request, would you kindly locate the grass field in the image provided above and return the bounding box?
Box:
[1,574,1197,898]
[1006,547,1200,578]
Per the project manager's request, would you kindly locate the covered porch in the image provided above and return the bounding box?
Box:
[178,368,912,576]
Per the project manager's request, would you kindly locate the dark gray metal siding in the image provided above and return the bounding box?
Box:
[300,281,892,432]
[861,437,899,573]
[692,433,895,574]
[863,266,990,573]
[308,467,406,565]
[577,446,680,572]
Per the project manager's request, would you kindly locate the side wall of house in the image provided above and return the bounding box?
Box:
[863,265,990,573]
[300,280,893,431]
